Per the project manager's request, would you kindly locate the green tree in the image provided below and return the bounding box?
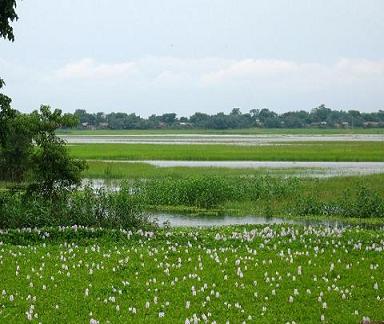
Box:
[0,94,34,181]
[0,0,18,88]
[28,106,87,196]
[0,1,86,197]
[0,102,87,196]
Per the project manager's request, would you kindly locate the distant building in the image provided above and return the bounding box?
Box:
[363,121,381,128]
[98,122,109,128]
[341,122,349,127]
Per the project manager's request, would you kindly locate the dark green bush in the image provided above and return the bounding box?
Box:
[296,186,384,218]
[0,186,150,229]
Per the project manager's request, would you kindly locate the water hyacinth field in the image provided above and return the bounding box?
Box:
[0,225,383,323]
[1,133,384,323]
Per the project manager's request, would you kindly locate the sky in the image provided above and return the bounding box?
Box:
[0,0,384,116]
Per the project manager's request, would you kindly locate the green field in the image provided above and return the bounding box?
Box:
[58,127,384,135]
[1,225,383,323]
[68,142,384,161]
[84,161,305,179]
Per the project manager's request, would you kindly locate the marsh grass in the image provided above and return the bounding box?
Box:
[137,175,301,209]
[83,161,303,180]
[68,142,384,161]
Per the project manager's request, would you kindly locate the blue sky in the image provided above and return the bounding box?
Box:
[0,0,383,115]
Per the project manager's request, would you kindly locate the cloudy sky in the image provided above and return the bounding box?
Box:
[0,0,383,116]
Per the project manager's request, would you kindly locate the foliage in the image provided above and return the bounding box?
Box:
[0,186,150,229]
[0,0,18,88]
[296,186,384,218]
[138,175,300,209]
[139,176,229,209]
[71,106,384,130]
[0,102,86,195]
[0,0,17,41]
[0,94,34,181]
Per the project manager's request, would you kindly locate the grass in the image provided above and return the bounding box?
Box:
[83,161,305,179]
[82,161,384,219]
[58,127,384,135]
[68,142,384,161]
[0,225,383,323]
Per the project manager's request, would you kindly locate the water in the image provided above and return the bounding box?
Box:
[61,134,384,145]
[151,213,380,228]
[135,161,384,176]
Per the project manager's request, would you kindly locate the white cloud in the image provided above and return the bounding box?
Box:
[3,56,384,114]
[202,59,298,83]
[336,58,384,78]
[56,58,137,79]
[54,57,384,90]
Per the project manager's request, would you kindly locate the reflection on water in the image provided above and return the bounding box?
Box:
[81,179,120,190]
[153,213,295,227]
[61,134,384,144]
[151,213,382,229]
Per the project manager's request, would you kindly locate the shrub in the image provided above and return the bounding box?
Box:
[295,186,384,218]
[0,187,150,229]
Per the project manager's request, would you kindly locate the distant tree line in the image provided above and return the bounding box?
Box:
[73,105,384,130]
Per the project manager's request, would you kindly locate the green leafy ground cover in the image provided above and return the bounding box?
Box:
[0,225,383,323]
[68,142,384,161]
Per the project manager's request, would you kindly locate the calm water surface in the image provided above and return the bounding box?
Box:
[150,213,382,229]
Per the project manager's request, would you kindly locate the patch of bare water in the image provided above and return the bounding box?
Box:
[151,213,383,229]
[61,134,384,145]
[91,160,384,177]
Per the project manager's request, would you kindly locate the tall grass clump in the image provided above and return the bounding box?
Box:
[138,175,301,209]
[0,187,150,229]
[138,176,229,209]
[296,186,384,218]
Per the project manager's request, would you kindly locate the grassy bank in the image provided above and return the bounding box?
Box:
[58,127,384,135]
[0,225,383,323]
[68,142,384,161]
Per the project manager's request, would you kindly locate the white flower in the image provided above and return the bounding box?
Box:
[159,312,165,318]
